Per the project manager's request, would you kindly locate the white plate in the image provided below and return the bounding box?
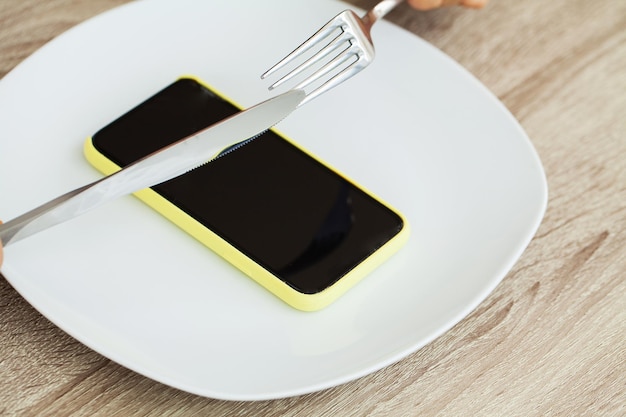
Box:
[0,0,547,400]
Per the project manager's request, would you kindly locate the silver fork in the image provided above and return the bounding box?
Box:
[261,0,404,105]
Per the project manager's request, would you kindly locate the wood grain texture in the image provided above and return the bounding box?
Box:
[1,0,624,415]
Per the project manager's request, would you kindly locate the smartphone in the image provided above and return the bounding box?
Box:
[84,77,409,311]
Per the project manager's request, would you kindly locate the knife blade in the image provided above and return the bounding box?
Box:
[0,89,305,246]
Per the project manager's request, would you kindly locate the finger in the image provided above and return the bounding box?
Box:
[407,0,444,10]
[458,0,489,9]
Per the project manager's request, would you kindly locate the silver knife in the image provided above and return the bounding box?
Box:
[0,89,305,247]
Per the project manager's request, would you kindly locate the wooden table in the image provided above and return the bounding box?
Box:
[1,1,624,415]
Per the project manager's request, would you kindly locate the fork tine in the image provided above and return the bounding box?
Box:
[268,31,350,90]
[302,59,365,104]
[261,17,344,80]
[294,46,358,91]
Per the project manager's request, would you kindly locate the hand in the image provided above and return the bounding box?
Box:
[407,0,488,10]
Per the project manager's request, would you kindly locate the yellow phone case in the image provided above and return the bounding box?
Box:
[83,76,409,311]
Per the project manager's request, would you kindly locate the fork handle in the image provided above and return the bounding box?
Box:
[362,0,405,27]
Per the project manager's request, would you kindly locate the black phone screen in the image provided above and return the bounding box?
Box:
[91,78,404,294]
